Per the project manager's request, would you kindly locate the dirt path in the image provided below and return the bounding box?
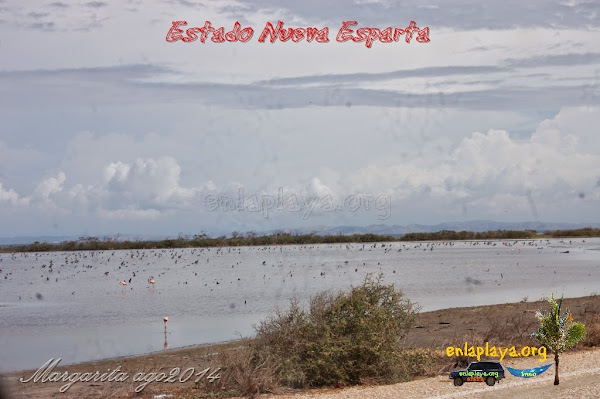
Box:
[4,347,599,399]
[263,349,600,399]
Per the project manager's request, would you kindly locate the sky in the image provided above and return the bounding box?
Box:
[0,0,599,238]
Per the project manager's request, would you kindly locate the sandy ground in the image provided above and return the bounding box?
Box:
[263,349,600,399]
[2,295,599,399]
[6,348,599,399]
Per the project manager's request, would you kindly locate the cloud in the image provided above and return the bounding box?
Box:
[35,172,66,200]
[532,105,600,154]
[102,157,196,208]
[230,0,600,29]
[27,11,49,18]
[0,0,112,33]
[346,106,600,218]
[173,0,205,7]
[305,177,336,197]
[257,65,507,86]
[58,156,211,220]
[0,157,210,221]
[0,63,595,112]
[49,2,69,8]
[29,22,55,31]
[0,182,29,206]
[2,30,599,113]
[103,161,131,184]
[1,106,598,232]
[505,52,600,68]
[85,1,107,8]
[97,208,161,220]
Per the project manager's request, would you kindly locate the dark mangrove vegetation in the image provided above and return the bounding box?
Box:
[2,227,599,253]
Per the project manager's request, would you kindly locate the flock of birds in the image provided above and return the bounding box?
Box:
[0,239,582,300]
[1,238,595,373]
[0,238,596,346]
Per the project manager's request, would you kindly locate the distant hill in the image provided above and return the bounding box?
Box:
[267,220,600,237]
[0,234,168,247]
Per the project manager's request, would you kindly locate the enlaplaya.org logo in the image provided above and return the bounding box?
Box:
[446,342,547,362]
[506,363,553,378]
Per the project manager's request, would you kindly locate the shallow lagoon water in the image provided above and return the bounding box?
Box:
[1,238,599,372]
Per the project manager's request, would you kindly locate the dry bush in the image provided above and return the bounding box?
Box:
[576,295,600,348]
[221,347,279,398]
[182,274,420,395]
[483,314,511,343]
[399,348,444,378]
[582,294,600,315]
[444,330,485,371]
[194,345,279,399]
[253,274,418,388]
[483,312,537,347]
[509,313,537,343]
[582,314,600,347]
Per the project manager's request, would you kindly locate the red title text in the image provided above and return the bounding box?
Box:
[166,20,430,48]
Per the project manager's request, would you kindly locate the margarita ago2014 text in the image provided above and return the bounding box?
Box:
[19,358,221,393]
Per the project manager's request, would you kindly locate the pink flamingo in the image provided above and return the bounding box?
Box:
[120,281,128,286]
[163,317,169,348]
[148,278,156,288]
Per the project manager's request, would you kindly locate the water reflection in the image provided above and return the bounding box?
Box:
[0,238,599,371]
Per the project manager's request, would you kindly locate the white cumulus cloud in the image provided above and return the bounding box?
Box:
[347,106,600,219]
[0,183,29,207]
[34,172,66,200]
